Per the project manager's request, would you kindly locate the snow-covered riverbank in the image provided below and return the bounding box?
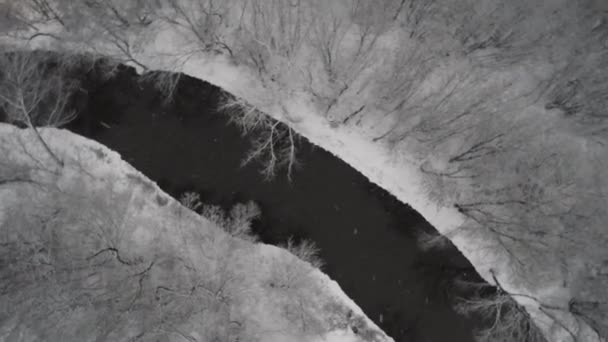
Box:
[2,3,605,338]
[0,123,393,342]
[133,28,597,341]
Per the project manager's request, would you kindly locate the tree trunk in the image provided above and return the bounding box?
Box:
[28,122,64,168]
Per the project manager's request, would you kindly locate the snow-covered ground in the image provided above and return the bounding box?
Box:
[0,123,392,342]
[130,26,598,342]
[2,8,603,340]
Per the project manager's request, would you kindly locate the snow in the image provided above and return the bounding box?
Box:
[128,26,598,342]
[0,123,392,342]
[2,13,602,341]
[322,330,362,342]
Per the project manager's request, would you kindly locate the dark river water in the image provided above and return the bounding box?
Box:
[64,67,484,342]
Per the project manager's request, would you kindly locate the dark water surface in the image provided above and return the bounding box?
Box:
[66,69,483,342]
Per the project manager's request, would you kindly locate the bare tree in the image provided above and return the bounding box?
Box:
[179,191,203,211]
[160,0,233,56]
[0,51,78,167]
[233,0,311,74]
[77,1,155,70]
[220,94,300,181]
[139,70,182,104]
[455,276,547,342]
[393,0,439,40]
[454,268,604,342]
[228,200,261,240]
[307,0,400,118]
[543,48,608,144]
[199,200,261,242]
[281,237,324,270]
